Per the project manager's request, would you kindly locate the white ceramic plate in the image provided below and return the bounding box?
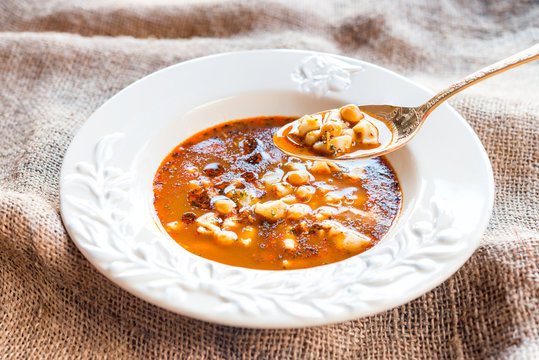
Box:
[60,50,494,328]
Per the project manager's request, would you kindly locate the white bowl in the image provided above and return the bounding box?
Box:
[60,50,494,328]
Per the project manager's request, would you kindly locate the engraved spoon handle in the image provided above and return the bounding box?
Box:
[419,43,539,118]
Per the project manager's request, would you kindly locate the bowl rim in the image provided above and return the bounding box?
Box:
[60,49,494,328]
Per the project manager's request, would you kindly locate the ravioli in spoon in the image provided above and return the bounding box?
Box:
[273,104,393,160]
[275,44,539,161]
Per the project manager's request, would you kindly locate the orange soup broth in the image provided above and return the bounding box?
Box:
[153,116,402,270]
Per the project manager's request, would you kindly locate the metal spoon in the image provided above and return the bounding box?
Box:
[274,43,539,161]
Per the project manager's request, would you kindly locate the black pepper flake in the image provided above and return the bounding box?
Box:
[290,225,302,236]
[242,138,258,154]
[246,152,263,165]
[203,163,224,177]
[235,181,246,189]
[187,188,211,209]
[241,171,257,183]
[215,181,231,194]
[308,223,323,234]
[181,212,197,224]
[304,246,319,256]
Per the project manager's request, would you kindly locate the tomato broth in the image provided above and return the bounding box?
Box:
[153,116,402,270]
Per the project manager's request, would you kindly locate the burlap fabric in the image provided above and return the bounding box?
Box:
[1,0,538,358]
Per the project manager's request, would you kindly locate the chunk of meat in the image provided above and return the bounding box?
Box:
[254,200,287,221]
[289,115,321,137]
[271,182,294,197]
[314,206,338,221]
[320,220,371,251]
[295,185,315,202]
[262,168,284,186]
[286,203,311,219]
[353,119,380,145]
[216,230,238,245]
[195,212,221,235]
[286,170,312,186]
[304,130,321,146]
[213,197,236,215]
[328,134,353,154]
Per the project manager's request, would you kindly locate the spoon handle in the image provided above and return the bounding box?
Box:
[419,43,539,118]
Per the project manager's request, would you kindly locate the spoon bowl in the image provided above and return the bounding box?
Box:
[274,43,539,161]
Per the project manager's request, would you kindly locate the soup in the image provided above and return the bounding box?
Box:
[153,116,402,270]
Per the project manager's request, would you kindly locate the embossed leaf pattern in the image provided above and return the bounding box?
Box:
[291,55,363,97]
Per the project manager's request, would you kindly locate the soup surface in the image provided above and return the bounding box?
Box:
[153,116,402,270]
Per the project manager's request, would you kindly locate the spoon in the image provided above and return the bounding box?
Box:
[274,43,539,161]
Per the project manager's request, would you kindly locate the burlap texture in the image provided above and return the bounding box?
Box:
[1,0,538,359]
